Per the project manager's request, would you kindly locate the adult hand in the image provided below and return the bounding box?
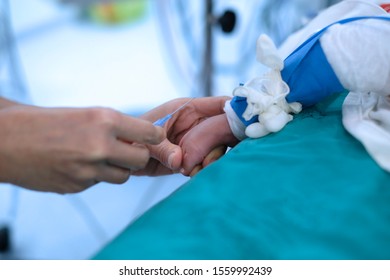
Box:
[134,96,233,176]
[0,105,165,193]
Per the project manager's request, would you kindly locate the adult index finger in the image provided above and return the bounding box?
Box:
[116,114,166,145]
[190,96,231,117]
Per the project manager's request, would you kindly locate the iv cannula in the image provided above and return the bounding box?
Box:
[153,98,195,127]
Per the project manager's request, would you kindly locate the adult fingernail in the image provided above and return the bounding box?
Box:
[168,153,175,169]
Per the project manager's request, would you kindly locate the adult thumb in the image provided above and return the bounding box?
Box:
[148,139,183,171]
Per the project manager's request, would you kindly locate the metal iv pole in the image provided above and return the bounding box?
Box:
[201,0,236,97]
[202,0,213,97]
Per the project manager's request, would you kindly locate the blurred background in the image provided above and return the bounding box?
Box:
[0,0,339,259]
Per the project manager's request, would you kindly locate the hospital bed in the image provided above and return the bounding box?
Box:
[93,92,390,259]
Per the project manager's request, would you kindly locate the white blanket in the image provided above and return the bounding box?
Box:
[282,0,390,172]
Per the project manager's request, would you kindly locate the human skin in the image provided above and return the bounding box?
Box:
[178,113,239,176]
[136,96,233,177]
[0,96,232,193]
[0,99,165,193]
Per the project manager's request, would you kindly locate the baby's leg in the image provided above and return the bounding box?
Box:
[179,114,239,176]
